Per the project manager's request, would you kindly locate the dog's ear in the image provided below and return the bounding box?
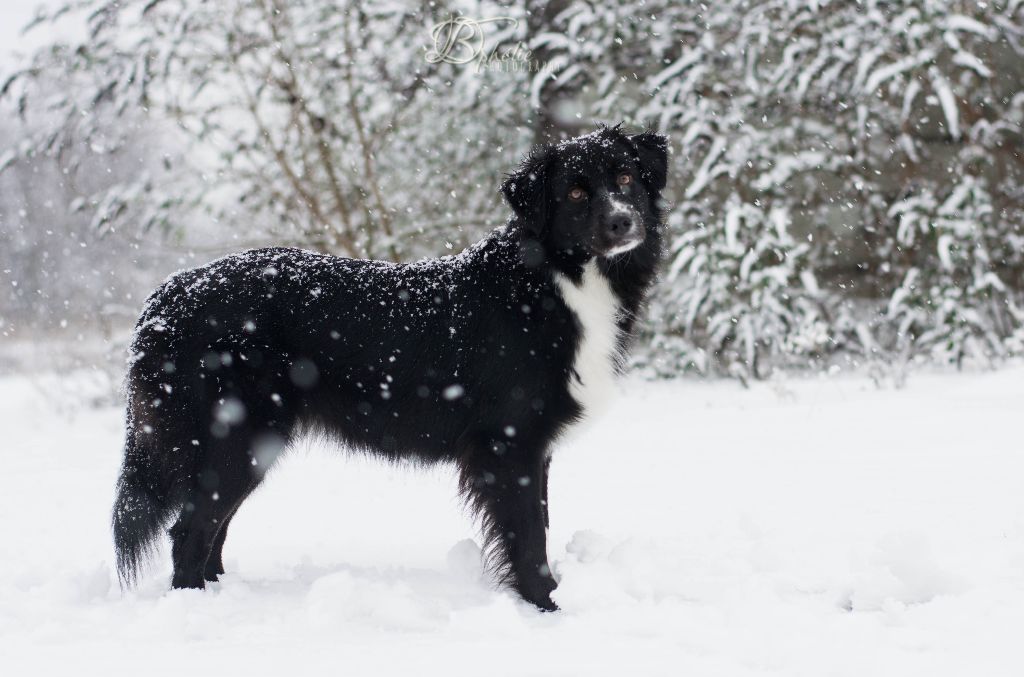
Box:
[501,144,554,236]
[630,131,669,194]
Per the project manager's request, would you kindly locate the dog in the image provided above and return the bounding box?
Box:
[112,125,668,611]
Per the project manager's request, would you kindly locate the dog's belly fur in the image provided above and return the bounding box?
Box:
[554,261,622,427]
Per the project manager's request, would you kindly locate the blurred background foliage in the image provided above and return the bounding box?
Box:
[2,0,1023,381]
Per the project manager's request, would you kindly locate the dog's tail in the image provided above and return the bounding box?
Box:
[111,423,187,587]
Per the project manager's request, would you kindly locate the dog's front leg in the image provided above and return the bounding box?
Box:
[462,446,557,611]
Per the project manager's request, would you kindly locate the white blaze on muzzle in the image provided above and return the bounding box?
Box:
[602,197,643,256]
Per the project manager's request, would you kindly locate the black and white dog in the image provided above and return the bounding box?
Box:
[113,125,668,611]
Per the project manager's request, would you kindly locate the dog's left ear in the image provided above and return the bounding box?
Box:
[630,131,669,193]
[501,144,554,236]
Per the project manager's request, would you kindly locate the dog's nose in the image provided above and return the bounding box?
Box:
[608,214,633,235]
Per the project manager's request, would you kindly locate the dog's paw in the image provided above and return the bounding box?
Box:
[535,596,560,613]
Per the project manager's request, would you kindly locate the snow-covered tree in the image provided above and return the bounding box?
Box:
[528,0,1024,375]
[883,176,1020,364]
[2,0,536,260]
[5,0,1023,377]
[643,199,830,380]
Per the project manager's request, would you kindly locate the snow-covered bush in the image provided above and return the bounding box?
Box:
[1,0,533,261]
[4,0,1023,378]
[644,200,831,380]
[883,177,1020,364]
[529,0,1024,376]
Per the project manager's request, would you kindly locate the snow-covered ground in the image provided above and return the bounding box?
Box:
[1,366,1022,676]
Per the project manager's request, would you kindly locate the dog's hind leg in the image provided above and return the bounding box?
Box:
[462,442,558,611]
[169,428,272,589]
[202,425,292,581]
[170,488,232,589]
[203,502,241,582]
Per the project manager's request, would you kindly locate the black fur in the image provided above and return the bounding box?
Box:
[113,125,668,611]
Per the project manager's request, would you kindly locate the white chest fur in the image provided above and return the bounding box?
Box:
[553,261,623,422]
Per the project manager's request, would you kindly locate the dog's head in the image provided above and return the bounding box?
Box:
[501,125,668,266]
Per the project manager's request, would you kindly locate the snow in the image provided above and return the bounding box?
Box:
[944,15,996,40]
[1,366,1023,676]
[930,67,961,140]
[862,48,936,94]
[0,0,79,65]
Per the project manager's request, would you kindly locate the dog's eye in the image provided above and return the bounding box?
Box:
[617,172,632,186]
[568,187,587,202]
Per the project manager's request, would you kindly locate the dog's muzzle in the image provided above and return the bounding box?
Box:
[600,201,644,257]
[603,235,644,257]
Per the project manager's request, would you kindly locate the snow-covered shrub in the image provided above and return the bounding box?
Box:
[531,0,1024,376]
[1,0,534,261]
[644,200,831,380]
[5,0,1024,378]
[883,177,1020,364]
